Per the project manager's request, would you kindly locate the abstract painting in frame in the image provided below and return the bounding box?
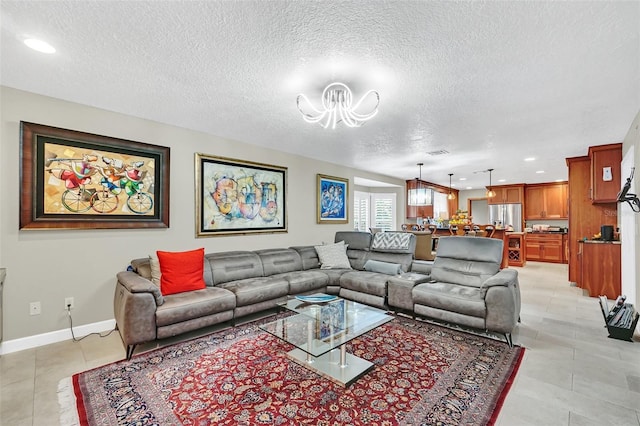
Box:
[317,174,349,224]
[195,153,287,236]
[20,122,170,230]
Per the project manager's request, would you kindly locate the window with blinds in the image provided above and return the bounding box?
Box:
[354,191,396,232]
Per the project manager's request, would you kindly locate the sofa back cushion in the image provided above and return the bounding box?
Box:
[334,231,371,270]
[206,251,265,285]
[430,236,503,287]
[256,248,303,276]
[290,246,321,270]
[334,231,372,250]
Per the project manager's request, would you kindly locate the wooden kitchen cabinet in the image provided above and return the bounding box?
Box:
[579,241,621,300]
[525,233,564,263]
[589,144,622,203]
[487,184,524,205]
[524,182,568,219]
[566,153,618,283]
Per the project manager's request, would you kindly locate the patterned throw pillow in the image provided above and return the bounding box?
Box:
[314,241,352,270]
[371,232,412,252]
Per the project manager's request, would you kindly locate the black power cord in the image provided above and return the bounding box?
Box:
[67,305,116,342]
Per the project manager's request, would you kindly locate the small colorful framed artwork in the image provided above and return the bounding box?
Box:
[19,122,170,230]
[317,174,349,224]
[195,153,287,236]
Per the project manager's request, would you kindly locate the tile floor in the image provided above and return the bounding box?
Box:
[1,261,639,425]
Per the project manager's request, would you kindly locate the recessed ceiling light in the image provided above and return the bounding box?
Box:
[466,186,472,190]
[24,38,56,54]
[459,177,467,181]
[524,157,535,162]
[498,179,506,182]
[536,170,545,174]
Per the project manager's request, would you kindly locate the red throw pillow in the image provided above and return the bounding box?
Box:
[156,248,206,296]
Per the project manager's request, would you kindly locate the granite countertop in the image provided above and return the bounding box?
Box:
[578,240,621,244]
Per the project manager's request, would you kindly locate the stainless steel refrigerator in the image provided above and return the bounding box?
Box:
[488,204,523,232]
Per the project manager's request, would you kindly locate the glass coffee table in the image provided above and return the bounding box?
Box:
[260,295,393,387]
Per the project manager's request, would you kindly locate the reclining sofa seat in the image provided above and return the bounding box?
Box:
[335,231,416,309]
[115,256,236,359]
[411,236,521,345]
[115,248,329,359]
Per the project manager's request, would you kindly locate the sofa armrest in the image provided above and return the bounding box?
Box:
[484,275,521,334]
[116,271,164,305]
[481,269,518,288]
[410,260,433,275]
[114,272,162,348]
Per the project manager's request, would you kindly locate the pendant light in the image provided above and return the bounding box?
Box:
[486,168,497,198]
[408,163,432,206]
[447,173,456,200]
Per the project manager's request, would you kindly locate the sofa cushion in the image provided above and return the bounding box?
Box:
[155,286,236,327]
[274,270,329,294]
[314,241,352,269]
[207,251,264,285]
[339,271,390,297]
[290,246,321,270]
[334,231,372,251]
[218,277,289,306]
[429,236,502,288]
[157,248,207,296]
[363,259,402,275]
[413,282,487,318]
[256,248,303,276]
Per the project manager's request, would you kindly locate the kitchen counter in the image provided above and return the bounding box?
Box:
[578,240,621,244]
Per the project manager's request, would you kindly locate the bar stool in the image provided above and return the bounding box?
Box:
[482,224,496,238]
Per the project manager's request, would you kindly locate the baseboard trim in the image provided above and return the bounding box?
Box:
[0,319,116,355]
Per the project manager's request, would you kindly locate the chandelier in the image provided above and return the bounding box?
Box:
[408,163,432,206]
[486,168,497,198]
[447,173,456,200]
[296,82,380,129]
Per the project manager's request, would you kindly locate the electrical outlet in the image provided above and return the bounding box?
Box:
[65,297,74,310]
[30,301,41,316]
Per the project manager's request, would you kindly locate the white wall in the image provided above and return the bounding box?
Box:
[0,87,405,342]
[620,110,640,330]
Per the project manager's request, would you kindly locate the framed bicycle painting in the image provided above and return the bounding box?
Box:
[317,174,349,224]
[195,153,287,237]
[20,122,170,230]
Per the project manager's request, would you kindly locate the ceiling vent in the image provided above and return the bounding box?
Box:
[426,150,449,156]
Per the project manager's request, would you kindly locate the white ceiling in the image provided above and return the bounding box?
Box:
[1,1,639,190]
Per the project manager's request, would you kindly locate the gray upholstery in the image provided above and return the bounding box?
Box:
[207,251,264,285]
[114,231,520,359]
[410,236,521,337]
[290,246,321,270]
[256,248,303,275]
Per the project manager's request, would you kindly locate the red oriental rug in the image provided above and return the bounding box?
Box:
[58,313,524,426]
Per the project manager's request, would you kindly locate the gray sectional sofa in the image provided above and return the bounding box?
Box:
[114,231,521,359]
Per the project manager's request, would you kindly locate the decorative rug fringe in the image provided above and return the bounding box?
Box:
[58,376,80,426]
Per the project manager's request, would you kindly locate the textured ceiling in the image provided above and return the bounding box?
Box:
[1,1,639,190]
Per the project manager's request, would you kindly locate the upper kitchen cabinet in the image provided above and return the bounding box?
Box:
[589,143,622,203]
[487,184,524,205]
[525,182,568,220]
